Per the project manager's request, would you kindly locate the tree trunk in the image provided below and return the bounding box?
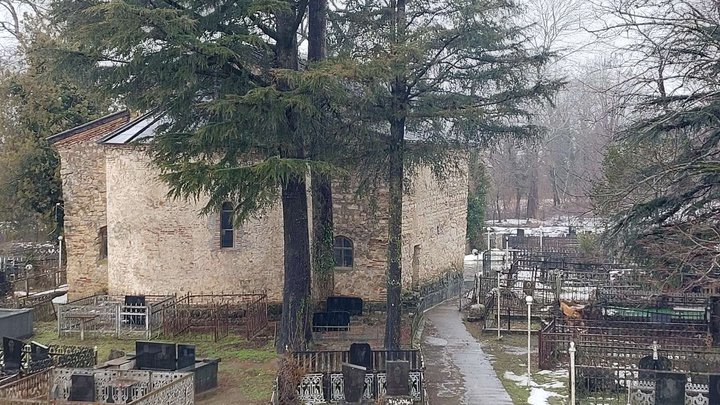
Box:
[385,117,404,350]
[526,166,538,219]
[384,0,407,351]
[275,8,311,352]
[308,0,334,304]
[278,177,312,352]
[311,172,334,303]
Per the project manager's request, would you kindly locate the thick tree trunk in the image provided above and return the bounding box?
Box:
[526,166,538,219]
[308,0,334,304]
[276,8,311,352]
[384,0,407,351]
[311,173,334,303]
[278,178,312,352]
[385,118,404,350]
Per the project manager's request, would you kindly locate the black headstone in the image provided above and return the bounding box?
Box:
[177,344,196,370]
[2,337,24,371]
[638,355,672,379]
[386,360,410,396]
[124,295,146,325]
[135,341,177,371]
[516,228,525,237]
[349,343,373,370]
[655,372,685,405]
[710,297,720,345]
[326,296,363,316]
[30,341,50,362]
[342,363,366,403]
[709,374,720,404]
[312,311,350,331]
[69,374,95,402]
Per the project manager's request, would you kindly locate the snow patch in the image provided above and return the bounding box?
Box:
[503,370,566,405]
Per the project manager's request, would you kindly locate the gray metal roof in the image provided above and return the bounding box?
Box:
[99,111,167,145]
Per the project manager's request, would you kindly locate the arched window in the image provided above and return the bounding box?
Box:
[333,236,354,268]
[220,202,234,248]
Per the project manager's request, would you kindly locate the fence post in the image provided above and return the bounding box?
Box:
[569,341,576,405]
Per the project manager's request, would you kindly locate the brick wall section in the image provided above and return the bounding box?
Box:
[53,113,130,299]
[104,147,286,300]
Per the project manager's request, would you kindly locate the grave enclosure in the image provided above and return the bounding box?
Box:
[495,234,720,405]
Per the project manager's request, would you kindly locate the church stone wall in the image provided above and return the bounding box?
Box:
[54,113,130,299]
[104,147,286,301]
[402,162,468,289]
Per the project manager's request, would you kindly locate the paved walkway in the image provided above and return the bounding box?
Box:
[421,300,513,405]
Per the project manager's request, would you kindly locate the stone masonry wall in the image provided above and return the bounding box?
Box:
[54,113,130,299]
[104,147,286,300]
[402,160,468,289]
[331,184,390,301]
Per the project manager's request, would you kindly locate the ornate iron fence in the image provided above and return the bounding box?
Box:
[290,349,423,403]
[574,366,710,405]
[539,318,718,370]
[57,294,176,339]
[162,293,268,341]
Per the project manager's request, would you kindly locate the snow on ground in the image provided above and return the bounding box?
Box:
[503,370,566,405]
[486,216,605,236]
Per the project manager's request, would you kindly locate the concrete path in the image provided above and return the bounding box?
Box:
[421,300,513,405]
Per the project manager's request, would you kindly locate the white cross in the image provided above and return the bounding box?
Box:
[651,341,660,360]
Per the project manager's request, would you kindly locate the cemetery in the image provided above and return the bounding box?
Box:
[469,232,720,404]
[0,335,219,404]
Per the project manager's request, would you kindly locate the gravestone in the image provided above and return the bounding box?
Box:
[326,296,363,316]
[516,228,525,237]
[177,344,196,370]
[655,372,686,405]
[709,374,720,404]
[342,363,366,403]
[69,374,95,402]
[2,337,24,371]
[710,297,720,345]
[135,341,177,370]
[349,343,373,371]
[312,311,350,331]
[386,360,410,396]
[30,341,50,362]
[124,295,146,325]
[638,356,672,379]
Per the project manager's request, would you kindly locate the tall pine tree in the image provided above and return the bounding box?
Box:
[328,0,560,348]
[50,0,350,351]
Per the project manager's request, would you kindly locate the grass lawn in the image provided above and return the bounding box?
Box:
[32,321,278,404]
[464,321,568,404]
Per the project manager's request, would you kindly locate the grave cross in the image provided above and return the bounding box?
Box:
[651,341,660,360]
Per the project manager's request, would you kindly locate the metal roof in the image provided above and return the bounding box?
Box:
[99,111,167,145]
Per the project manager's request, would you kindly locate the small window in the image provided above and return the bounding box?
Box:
[333,236,353,268]
[220,202,234,248]
[99,226,108,259]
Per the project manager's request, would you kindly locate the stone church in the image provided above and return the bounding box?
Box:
[49,111,468,301]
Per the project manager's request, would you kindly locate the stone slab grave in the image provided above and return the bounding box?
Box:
[655,372,686,405]
[2,337,24,372]
[709,374,720,404]
[177,344,196,370]
[69,373,96,402]
[386,360,410,397]
[327,296,363,316]
[312,311,351,332]
[0,309,33,339]
[342,363,366,403]
[135,341,177,371]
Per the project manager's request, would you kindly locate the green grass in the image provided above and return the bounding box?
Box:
[32,321,278,404]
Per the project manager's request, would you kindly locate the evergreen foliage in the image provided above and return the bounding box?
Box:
[327,0,560,348]
[0,32,109,237]
[593,0,720,287]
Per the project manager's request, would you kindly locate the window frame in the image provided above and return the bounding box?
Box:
[220,202,234,248]
[333,236,354,269]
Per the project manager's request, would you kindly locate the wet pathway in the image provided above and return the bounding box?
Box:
[421,300,513,404]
